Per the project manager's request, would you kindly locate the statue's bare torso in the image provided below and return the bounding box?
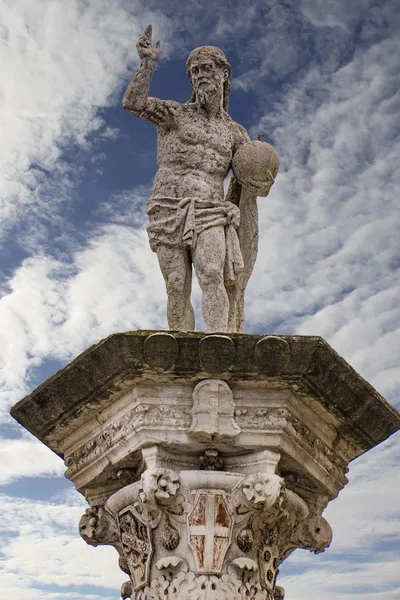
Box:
[148,101,245,203]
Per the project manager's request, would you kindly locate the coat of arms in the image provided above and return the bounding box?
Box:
[188,491,233,574]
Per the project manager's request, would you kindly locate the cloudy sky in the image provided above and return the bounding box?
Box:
[1,0,399,598]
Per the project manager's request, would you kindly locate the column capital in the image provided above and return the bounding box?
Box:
[79,463,332,599]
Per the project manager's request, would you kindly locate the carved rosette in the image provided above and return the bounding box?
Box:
[79,467,332,600]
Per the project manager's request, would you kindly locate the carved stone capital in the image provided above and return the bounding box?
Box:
[241,473,283,507]
[79,464,332,600]
[11,329,400,600]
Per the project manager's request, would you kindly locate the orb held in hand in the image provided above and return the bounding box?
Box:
[232,140,279,197]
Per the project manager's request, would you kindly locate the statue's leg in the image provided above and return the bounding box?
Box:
[193,226,228,332]
[226,284,238,333]
[156,244,195,330]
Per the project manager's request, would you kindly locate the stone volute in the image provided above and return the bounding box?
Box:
[10,331,400,600]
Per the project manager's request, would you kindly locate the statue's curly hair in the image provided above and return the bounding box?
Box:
[186,46,232,112]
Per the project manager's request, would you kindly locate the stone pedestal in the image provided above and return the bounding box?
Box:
[11,331,400,599]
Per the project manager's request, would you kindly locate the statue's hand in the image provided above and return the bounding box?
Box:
[226,203,241,229]
[136,24,161,63]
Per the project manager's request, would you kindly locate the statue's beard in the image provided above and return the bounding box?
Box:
[196,81,220,106]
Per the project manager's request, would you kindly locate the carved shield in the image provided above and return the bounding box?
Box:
[188,492,232,574]
[118,507,152,590]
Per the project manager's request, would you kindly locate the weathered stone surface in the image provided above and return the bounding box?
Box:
[9,22,400,600]
[11,331,399,453]
[78,463,331,600]
[143,332,179,370]
[232,140,279,197]
[10,330,400,599]
[189,379,240,441]
[198,334,235,373]
[254,336,290,375]
[9,329,400,520]
[121,26,279,333]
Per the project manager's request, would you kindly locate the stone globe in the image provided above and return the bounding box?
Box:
[232,140,279,197]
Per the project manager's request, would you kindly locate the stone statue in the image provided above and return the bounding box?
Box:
[122,25,279,332]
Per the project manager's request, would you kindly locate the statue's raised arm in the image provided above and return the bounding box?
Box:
[122,25,179,126]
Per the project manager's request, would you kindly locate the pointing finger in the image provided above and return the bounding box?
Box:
[144,24,152,39]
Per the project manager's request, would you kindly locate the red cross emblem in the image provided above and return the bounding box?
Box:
[188,492,232,574]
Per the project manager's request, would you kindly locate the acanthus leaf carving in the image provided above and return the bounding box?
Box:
[135,569,272,600]
[79,465,332,600]
[65,405,191,476]
[119,506,153,590]
[140,468,181,506]
[79,505,119,546]
[241,473,283,508]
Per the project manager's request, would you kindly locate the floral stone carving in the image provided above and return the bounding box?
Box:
[79,465,332,600]
[241,473,283,507]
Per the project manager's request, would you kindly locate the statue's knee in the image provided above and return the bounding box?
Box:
[198,265,224,289]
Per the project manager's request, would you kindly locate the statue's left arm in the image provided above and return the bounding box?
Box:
[225,122,251,206]
[226,123,259,333]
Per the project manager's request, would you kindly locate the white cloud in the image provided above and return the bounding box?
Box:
[1,438,399,600]
[0,435,64,484]
[245,32,400,405]
[0,2,399,599]
[323,439,400,550]
[0,0,170,245]
[277,437,400,598]
[0,221,167,417]
[299,0,387,32]
[0,493,125,596]
[0,587,114,600]
[282,560,400,600]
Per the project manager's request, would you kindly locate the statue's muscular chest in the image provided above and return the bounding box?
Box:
[158,108,234,171]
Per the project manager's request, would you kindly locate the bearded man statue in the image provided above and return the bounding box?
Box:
[122,25,278,332]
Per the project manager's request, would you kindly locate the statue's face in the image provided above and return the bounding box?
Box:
[189,57,228,104]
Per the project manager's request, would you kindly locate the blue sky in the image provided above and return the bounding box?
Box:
[1,0,400,598]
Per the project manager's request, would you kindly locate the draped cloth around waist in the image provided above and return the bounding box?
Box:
[146,196,244,285]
